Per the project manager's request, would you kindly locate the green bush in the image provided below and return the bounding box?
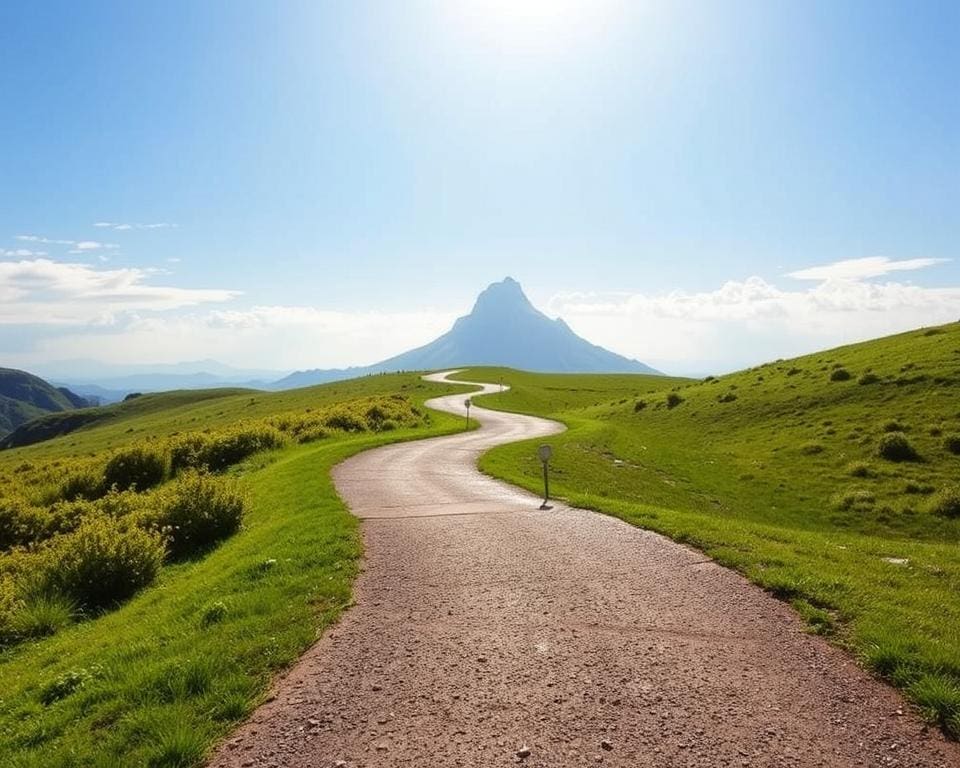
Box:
[927,486,960,519]
[103,445,168,492]
[295,426,329,444]
[58,469,104,501]
[633,400,646,412]
[858,372,881,385]
[43,516,165,609]
[200,600,228,627]
[831,489,876,512]
[883,420,907,433]
[0,574,24,642]
[0,496,50,550]
[846,461,874,478]
[324,411,366,432]
[943,434,960,455]
[171,427,286,473]
[169,433,211,473]
[666,392,684,409]
[876,432,918,462]
[799,442,824,456]
[365,405,388,430]
[154,471,245,558]
[830,368,852,382]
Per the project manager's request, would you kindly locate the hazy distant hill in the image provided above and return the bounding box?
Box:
[275,277,658,389]
[40,359,288,401]
[0,368,90,437]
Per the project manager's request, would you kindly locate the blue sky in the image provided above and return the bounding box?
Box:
[1,0,957,374]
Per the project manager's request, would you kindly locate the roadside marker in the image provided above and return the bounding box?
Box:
[538,444,553,509]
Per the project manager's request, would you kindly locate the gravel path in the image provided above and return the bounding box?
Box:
[208,372,960,768]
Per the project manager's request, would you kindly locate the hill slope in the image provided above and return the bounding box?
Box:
[467,321,960,737]
[0,368,89,437]
[275,277,658,388]
[0,372,473,767]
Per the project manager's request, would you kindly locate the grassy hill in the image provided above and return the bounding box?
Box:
[0,368,89,438]
[466,321,960,738]
[0,372,472,767]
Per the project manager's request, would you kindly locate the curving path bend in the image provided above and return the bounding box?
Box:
[209,372,959,768]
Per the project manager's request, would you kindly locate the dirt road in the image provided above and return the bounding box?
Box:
[209,372,959,767]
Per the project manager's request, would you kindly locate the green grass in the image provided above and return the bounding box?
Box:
[465,321,960,738]
[0,372,472,767]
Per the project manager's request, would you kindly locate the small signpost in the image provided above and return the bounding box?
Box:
[464,398,472,430]
[538,443,553,509]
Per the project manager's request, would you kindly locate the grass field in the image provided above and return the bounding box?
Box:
[0,373,471,767]
[465,321,960,738]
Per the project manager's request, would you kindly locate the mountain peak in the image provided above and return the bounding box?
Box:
[274,278,661,388]
[470,277,535,317]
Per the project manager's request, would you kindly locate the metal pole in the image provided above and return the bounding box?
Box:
[542,461,549,506]
[464,403,469,430]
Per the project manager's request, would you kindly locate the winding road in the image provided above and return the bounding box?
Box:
[209,372,959,767]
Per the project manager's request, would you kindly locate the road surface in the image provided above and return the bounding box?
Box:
[209,371,959,767]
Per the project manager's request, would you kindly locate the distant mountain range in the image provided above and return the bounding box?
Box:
[37,360,287,403]
[276,277,658,388]
[0,368,90,437]
[28,278,658,397]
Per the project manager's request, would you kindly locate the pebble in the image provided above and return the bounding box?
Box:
[601,739,613,751]
[517,745,531,759]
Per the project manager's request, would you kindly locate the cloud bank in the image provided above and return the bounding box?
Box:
[0,258,239,325]
[550,259,958,373]
[1,254,956,375]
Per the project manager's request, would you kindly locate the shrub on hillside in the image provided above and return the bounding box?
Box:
[0,497,50,550]
[876,432,918,462]
[58,468,104,501]
[858,372,881,385]
[883,420,907,433]
[42,515,165,609]
[0,574,23,642]
[943,434,960,455]
[666,392,683,409]
[718,392,737,403]
[324,411,366,432]
[830,368,852,382]
[169,434,211,473]
[171,427,286,473]
[831,489,876,512]
[633,400,647,412]
[365,405,388,430]
[151,471,245,559]
[846,461,875,478]
[927,486,960,519]
[799,442,825,456]
[103,445,168,491]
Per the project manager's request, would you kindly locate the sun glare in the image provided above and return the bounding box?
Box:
[445,0,623,56]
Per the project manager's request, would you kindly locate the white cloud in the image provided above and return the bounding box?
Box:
[68,241,120,254]
[786,256,948,281]
[16,234,75,245]
[93,222,177,230]
[549,276,960,374]
[0,248,46,257]
[0,258,239,325]
[29,306,457,370]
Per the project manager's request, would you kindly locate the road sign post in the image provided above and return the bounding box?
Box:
[537,444,553,509]
[464,398,472,430]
